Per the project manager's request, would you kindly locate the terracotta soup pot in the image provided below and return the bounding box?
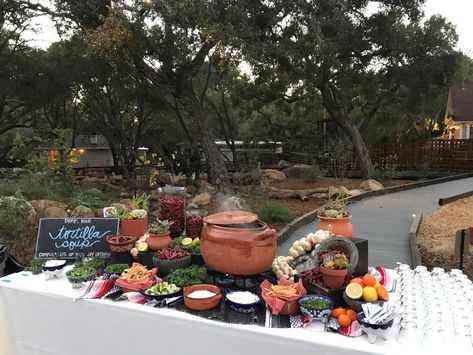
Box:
[317,215,353,237]
[201,211,276,275]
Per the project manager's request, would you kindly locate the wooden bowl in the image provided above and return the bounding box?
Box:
[183,284,222,311]
[342,291,385,313]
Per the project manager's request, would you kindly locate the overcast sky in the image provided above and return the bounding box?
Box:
[23,0,473,56]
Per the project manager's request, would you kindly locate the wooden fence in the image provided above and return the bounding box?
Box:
[230,139,473,171]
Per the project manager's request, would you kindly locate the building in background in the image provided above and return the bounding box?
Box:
[444,84,473,139]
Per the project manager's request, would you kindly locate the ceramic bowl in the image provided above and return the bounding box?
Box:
[140,287,182,301]
[106,235,137,253]
[42,260,67,280]
[65,267,96,288]
[153,255,191,275]
[298,294,334,321]
[224,289,261,313]
[102,264,129,279]
[183,284,222,311]
[356,312,394,344]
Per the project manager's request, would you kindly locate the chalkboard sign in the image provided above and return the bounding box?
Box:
[35,218,120,259]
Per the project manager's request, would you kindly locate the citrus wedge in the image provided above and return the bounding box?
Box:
[181,237,193,246]
[345,283,363,300]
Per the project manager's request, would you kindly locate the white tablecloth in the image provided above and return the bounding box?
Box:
[0,271,461,355]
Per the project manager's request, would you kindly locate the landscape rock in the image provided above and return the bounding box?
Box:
[118,199,133,207]
[360,179,384,191]
[44,206,68,218]
[283,164,319,179]
[94,208,104,217]
[262,169,287,183]
[185,185,196,196]
[191,192,212,207]
[277,160,293,169]
[87,188,103,195]
[29,199,65,218]
[103,183,121,193]
[348,189,363,197]
[120,191,133,199]
[232,168,262,185]
[311,193,328,199]
[70,205,95,218]
[186,202,199,210]
[328,186,342,197]
[110,203,130,213]
[80,176,100,188]
[196,179,216,194]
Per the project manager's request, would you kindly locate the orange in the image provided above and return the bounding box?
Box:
[345,283,363,300]
[362,286,378,302]
[362,274,377,287]
[374,280,381,290]
[337,314,352,327]
[331,307,346,318]
[377,285,389,301]
[346,309,357,322]
[349,278,364,287]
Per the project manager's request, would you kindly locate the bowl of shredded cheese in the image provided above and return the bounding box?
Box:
[224,290,261,313]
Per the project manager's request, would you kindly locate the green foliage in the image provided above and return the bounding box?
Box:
[25,259,44,275]
[0,195,33,253]
[259,202,294,224]
[69,190,110,210]
[371,163,400,181]
[326,138,353,179]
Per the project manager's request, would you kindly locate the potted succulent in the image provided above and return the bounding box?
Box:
[320,252,349,288]
[147,219,173,251]
[119,193,149,238]
[316,194,353,237]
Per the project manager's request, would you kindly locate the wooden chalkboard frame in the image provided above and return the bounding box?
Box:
[35,217,120,259]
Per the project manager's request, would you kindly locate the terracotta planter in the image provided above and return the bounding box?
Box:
[320,266,348,289]
[201,211,277,275]
[120,218,148,238]
[317,215,353,237]
[147,233,171,251]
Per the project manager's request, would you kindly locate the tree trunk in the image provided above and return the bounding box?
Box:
[179,89,234,195]
[319,83,374,178]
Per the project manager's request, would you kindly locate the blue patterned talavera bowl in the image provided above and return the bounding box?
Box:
[298,294,334,321]
[224,289,261,313]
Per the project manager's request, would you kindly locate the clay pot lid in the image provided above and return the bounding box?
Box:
[204,211,258,225]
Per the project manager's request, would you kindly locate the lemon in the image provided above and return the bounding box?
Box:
[181,237,193,246]
[192,237,200,244]
[362,286,378,302]
[345,283,363,300]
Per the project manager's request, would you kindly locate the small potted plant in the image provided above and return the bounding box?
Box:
[119,193,149,238]
[147,219,173,251]
[320,252,349,288]
[316,194,353,237]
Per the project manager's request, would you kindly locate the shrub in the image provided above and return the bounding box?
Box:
[17,173,73,200]
[69,190,110,209]
[259,202,294,223]
[0,195,34,253]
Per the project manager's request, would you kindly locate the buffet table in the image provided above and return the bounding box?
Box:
[0,271,462,355]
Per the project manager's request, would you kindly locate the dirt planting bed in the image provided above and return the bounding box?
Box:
[418,195,473,279]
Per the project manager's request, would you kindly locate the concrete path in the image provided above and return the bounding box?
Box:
[278,177,473,268]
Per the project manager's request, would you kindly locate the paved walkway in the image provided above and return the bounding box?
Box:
[278,177,473,268]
